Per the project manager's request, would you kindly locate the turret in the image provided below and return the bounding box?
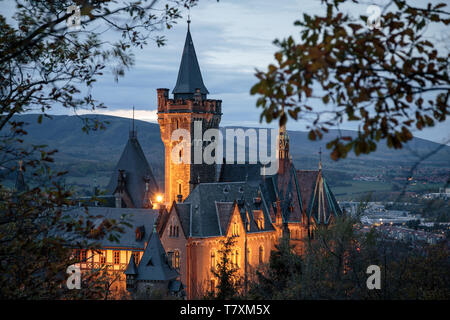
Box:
[157,20,222,204]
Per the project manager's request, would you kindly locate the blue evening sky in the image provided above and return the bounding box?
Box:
[3,0,449,144]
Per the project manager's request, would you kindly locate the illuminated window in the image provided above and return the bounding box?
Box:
[232,221,239,237]
[113,251,120,264]
[236,250,240,267]
[81,249,87,262]
[259,246,264,264]
[100,251,106,264]
[210,279,215,292]
[173,250,180,269]
[210,251,215,270]
[133,251,140,265]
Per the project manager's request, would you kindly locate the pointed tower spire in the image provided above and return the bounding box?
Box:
[173,20,209,100]
[278,124,289,160]
[130,106,137,139]
[14,160,27,192]
[318,147,322,171]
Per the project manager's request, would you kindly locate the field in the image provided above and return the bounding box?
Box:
[332,180,444,200]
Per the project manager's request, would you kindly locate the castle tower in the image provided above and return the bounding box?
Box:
[157,21,222,204]
[278,124,290,174]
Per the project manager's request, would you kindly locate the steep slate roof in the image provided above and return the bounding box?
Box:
[275,166,303,223]
[215,202,234,234]
[183,181,275,237]
[306,171,342,225]
[125,254,138,275]
[106,133,159,208]
[174,202,191,238]
[296,170,320,214]
[172,23,209,98]
[136,227,179,281]
[59,207,160,249]
[219,163,266,182]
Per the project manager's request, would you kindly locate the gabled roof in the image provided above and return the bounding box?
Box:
[215,202,234,235]
[136,227,179,281]
[172,24,209,98]
[183,181,275,237]
[305,171,342,225]
[277,166,303,223]
[56,207,160,249]
[106,134,159,208]
[296,170,320,213]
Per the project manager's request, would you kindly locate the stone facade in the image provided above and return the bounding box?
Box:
[157,88,222,204]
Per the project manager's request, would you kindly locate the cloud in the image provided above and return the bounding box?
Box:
[74,108,158,123]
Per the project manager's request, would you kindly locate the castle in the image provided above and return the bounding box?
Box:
[61,21,342,299]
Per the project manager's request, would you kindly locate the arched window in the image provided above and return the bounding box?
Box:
[173,250,180,269]
[259,246,264,264]
[176,226,179,237]
[236,250,240,267]
[232,251,236,265]
[133,251,140,265]
[210,250,215,270]
[232,221,239,237]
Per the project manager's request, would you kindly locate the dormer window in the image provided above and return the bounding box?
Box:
[254,210,264,230]
[135,226,145,241]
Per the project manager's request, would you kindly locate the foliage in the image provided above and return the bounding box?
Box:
[207,237,242,300]
[0,0,194,299]
[0,165,128,299]
[248,237,303,299]
[248,216,450,299]
[251,0,449,160]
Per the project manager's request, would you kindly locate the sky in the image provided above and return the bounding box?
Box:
[3,0,449,144]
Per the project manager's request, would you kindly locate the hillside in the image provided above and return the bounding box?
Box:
[2,114,449,198]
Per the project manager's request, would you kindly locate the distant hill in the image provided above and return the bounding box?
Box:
[3,114,449,190]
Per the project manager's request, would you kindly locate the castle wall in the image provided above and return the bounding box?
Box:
[186,231,278,299]
[157,88,222,205]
